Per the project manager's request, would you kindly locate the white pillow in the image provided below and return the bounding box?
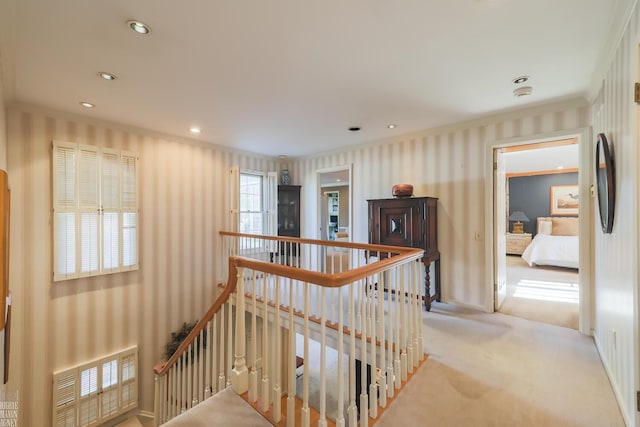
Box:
[538,220,552,235]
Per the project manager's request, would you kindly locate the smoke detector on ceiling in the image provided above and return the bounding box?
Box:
[513,86,533,98]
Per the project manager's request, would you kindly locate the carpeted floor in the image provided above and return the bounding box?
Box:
[375,303,624,427]
[498,255,579,329]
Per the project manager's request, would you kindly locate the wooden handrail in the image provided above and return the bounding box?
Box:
[154,259,239,376]
[220,230,423,253]
[221,231,424,288]
[155,234,422,377]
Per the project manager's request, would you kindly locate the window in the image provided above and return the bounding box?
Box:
[53,141,138,281]
[53,347,138,427]
[239,172,265,235]
[233,170,277,237]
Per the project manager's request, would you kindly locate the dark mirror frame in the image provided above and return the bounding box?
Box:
[595,133,615,233]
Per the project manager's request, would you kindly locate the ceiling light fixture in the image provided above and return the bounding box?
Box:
[79,101,95,108]
[348,126,361,132]
[387,124,397,129]
[513,86,532,98]
[98,71,117,81]
[127,20,151,35]
[189,127,201,134]
[512,76,529,84]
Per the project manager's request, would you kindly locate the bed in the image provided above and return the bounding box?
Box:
[521,217,579,269]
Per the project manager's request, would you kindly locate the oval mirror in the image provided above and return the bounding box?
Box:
[595,133,615,233]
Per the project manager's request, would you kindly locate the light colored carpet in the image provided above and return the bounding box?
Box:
[499,255,579,329]
[161,387,272,427]
[375,303,624,427]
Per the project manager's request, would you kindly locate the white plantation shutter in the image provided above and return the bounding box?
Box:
[53,370,77,427]
[79,365,99,426]
[78,145,99,276]
[53,347,138,426]
[53,142,79,280]
[230,166,240,232]
[101,359,119,419]
[121,153,138,269]
[101,150,120,273]
[267,171,277,236]
[119,349,138,409]
[53,141,138,280]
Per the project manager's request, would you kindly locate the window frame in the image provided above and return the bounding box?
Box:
[53,141,138,281]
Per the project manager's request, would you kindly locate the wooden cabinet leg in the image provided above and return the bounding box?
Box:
[424,261,431,311]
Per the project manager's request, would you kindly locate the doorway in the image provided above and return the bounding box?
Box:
[316,166,352,241]
[488,131,592,334]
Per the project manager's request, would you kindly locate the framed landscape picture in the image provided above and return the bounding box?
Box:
[550,185,579,216]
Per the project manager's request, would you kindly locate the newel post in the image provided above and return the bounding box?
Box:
[231,265,249,393]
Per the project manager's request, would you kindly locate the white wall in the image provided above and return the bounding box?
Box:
[293,99,590,311]
[5,104,278,426]
[591,3,640,425]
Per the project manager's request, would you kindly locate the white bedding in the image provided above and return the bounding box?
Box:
[521,234,579,269]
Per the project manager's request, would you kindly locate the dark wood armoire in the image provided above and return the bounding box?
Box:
[367,196,440,310]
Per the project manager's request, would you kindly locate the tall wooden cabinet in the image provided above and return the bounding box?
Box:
[277,185,301,238]
[368,196,440,310]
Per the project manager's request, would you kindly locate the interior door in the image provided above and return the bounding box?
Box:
[494,149,507,310]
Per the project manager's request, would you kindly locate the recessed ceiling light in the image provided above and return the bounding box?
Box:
[512,76,529,84]
[127,20,151,35]
[80,102,95,108]
[513,86,532,97]
[98,71,117,81]
[189,127,201,134]
[556,166,564,170]
[279,155,287,159]
[336,179,341,182]
[348,126,361,132]
[387,124,397,129]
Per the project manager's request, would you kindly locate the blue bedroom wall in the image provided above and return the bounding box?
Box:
[508,172,578,235]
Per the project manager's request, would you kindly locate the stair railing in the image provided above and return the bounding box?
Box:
[154,232,425,427]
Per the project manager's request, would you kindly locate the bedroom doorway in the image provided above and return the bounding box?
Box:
[489,134,591,333]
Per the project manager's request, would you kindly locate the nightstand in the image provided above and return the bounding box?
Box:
[506,233,532,255]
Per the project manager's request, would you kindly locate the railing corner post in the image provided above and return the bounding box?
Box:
[231,265,249,394]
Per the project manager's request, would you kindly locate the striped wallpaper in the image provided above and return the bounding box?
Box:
[5,105,278,426]
[293,99,590,311]
[3,66,636,425]
[591,3,639,425]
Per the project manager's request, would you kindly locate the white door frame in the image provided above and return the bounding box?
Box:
[484,127,592,335]
[315,165,353,240]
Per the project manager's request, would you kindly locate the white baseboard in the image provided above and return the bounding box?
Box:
[593,334,632,427]
[441,298,487,312]
[137,410,154,420]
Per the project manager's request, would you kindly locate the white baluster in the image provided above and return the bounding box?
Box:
[261,273,270,413]
[360,279,369,427]
[227,297,233,387]
[369,273,378,419]
[250,270,258,402]
[319,287,327,427]
[187,344,192,409]
[218,306,226,391]
[387,269,395,399]
[400,266,408,382]
[287,278,296,427]
[205,320,211,399]
[394,267,401,390]
[348,282,357,426]
[301,282,310,427]
[378,270,387,408]
[273,276,282,423]
[336,287,345,427]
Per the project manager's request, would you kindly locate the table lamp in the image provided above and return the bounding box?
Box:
[509,211,529,234]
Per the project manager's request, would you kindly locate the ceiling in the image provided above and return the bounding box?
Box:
[0,0,633,158]
[503,143,578,174]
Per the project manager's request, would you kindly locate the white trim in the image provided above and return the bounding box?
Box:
[594,335,633,427]
[315,165,353,241]
[484,127,592,335]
